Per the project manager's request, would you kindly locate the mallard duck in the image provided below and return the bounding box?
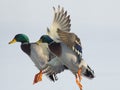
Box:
[37,7,94,90]
[36,6,95,90]
[8,34,55,83]
[37,6,94,90]
[37,31,94,90]
[8,6,71,84]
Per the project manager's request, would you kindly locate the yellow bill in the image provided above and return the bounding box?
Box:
[36,39,42,45]
[9,38,17,44]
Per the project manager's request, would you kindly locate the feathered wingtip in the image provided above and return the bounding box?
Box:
[47,5,71,42]
[53,5,64,15]
[51,5,71,32]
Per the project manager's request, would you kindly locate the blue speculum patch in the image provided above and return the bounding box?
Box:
[74,44,82,53]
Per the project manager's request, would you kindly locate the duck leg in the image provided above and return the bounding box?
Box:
[33,70,42,84]
[78,68,82,81]
[76,68,82,90]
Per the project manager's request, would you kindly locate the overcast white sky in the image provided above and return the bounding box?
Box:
[0,0,120,90]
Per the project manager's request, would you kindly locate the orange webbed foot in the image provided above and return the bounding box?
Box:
[78,68,82,81]
[76,68,83,90]
[33,70,42,84]
[76,77,82,90]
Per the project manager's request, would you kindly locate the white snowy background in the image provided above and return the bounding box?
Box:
[0,0,120,90]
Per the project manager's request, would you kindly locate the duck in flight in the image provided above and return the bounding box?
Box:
[8,6,70,84]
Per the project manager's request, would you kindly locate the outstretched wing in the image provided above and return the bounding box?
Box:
[57,29,82,55]
[47,5,71,42]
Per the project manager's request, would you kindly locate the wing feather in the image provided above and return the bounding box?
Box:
[47,6,71,42]
[57,29,82,55]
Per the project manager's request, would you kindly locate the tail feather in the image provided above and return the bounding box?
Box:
[83,65,95,79]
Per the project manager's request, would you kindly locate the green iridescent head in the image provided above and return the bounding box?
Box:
[37,35,53,45]
[9,34,29,44]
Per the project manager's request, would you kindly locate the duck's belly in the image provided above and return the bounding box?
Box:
[30,44,49,70]
[59,44,79,73]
